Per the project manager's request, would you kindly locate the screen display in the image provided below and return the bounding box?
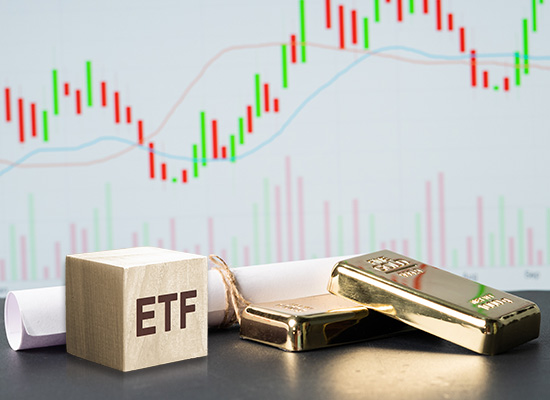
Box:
[1,0,548,294]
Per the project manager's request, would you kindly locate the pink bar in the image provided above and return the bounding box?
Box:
[324,201,331,257]
[285,157,294,261]
[477,196,484,266]
[21,236,27,280]
[467,236,473,266]
[55,242,61,279]
[509,237,515,266]
[81,229,88,253]
[132,232,139,247]
[170,218,176,250]
[381,241,387,250]
[537,250,543,266]
[426,181,433,264]
[353,198,359,254]
[0,259,5,281]
[390,240,397,251]
[275,185,283,262]
[438,172,446,266]
[402,239,409,256]
[194,244,201,255]
[43,266,49,280]
[244,246,250,266]
[70,223,77,254]
[297,177,305,260]
[158,239,164,248]
[208,218,214,254]
[527,228,534,266]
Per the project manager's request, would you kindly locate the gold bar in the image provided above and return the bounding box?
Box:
[328,250,541,355]
[240,294,413,351]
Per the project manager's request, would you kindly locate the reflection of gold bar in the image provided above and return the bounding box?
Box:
[240,294,413,351]
[328,250,541,355]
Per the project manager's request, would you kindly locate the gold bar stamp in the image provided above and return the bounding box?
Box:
[240,294,412,351]
[327,250,541,355]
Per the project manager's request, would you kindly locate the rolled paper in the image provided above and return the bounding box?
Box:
[4,255,349,351]
[4,286,66,350]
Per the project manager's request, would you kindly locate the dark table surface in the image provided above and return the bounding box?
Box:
[1,291,548,400]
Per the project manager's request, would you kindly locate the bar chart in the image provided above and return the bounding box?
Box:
[0,0,549,293]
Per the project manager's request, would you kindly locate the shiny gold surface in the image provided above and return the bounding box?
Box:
[328,250,541,355]
[240,294,413,351]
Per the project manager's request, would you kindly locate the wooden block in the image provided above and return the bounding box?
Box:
[66,247,207,371]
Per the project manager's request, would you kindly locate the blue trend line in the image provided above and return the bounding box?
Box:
[2,45,550,178]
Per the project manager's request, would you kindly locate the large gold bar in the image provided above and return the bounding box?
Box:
[328,250,541,355]
[240,294,413,351]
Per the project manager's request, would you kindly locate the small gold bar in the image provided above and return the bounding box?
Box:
[328,250,541,355]
[240,294,413,351]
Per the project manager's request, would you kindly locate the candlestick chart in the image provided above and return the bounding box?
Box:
[1,0,549,293]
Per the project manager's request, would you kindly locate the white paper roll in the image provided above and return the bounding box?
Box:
[4,255,349,350]
[4,286,67,350]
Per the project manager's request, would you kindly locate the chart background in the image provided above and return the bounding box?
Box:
[0,0,548,294]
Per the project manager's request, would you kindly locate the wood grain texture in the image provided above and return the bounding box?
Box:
[66,247,207,371]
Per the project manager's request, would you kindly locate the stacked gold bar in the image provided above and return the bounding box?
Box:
[241,250,540,355]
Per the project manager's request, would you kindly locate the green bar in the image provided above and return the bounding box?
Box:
[10,225,17,280]
[106,183,113,249]
[231,237,239,267]
[238,117,245,144]
[499,196,505,266]
[264,179,271,263]
[493,86,499,91]
[200,112,207,166]
[415,212,422,260]
[93,208,100,251]
[28,194,37,280]
[338,215,344,256]
[253,203,260,264]
[409,0,414,14]
[547,208,550,264]
[533,0,537,32]
[42,111,49,142]
[369,214,376,252]
[86,61,93,107]
[489,233,495,266]
[193,144,199,178]
[143,223,150,246]
[363,18,369,49]
[255,74,261,117]
[452,249,458,269]
[52,69,59,115]
[515,52,521,86]
[523,19,529,74]
[374,0,380,22]
[281,44,288,88]
[518,209,525,265]
[172,177,177,183]
[300,0,306,63]
[230,135,236,162]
